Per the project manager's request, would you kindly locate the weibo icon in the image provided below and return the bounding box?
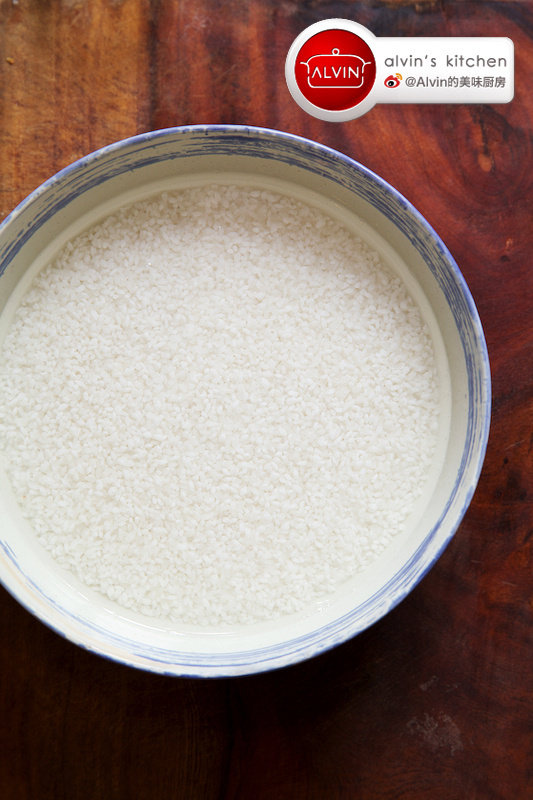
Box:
[384,73,402,88]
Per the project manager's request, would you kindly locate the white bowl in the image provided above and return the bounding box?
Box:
[0,126,490,676]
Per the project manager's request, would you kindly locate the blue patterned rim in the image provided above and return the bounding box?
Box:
[0,126,491,676]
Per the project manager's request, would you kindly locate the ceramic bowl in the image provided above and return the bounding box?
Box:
[0,126,490,676]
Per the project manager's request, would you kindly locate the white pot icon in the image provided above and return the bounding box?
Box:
[300,48,372,89]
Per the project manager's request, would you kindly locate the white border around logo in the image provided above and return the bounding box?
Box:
[284,19,378,122]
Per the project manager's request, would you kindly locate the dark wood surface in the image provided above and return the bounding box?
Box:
[1,2,531,798]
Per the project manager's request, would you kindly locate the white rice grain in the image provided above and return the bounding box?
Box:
[0,184,439,625]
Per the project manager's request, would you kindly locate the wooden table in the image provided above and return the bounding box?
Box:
[1,2,531,798]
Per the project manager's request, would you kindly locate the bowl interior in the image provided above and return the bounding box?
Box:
[0,127,490,676]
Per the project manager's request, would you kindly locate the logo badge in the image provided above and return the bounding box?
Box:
[286,19,514,121]
[286,20,378,121]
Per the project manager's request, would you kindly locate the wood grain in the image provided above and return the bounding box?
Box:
[0,1,532,798]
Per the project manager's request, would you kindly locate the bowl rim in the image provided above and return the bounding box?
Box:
[0,124,491,677]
